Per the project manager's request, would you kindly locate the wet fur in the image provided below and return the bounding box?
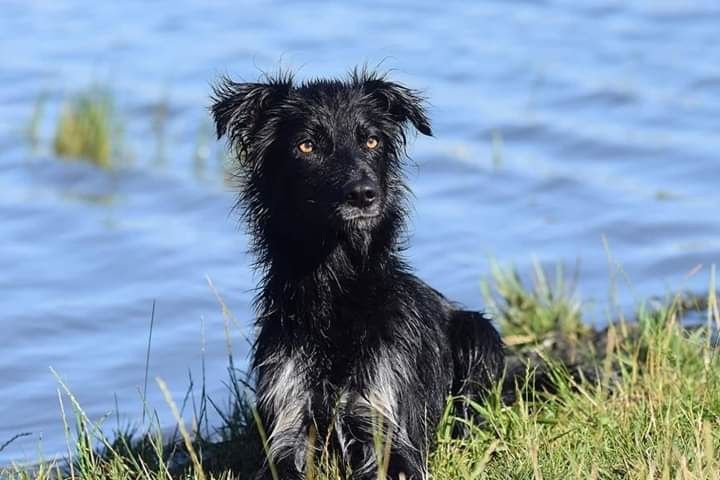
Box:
[211,69,503,480]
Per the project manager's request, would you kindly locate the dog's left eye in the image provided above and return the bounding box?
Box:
[366,136,380,150]
[298,141,314,154]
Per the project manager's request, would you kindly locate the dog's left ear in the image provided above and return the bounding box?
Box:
[364,79,433,137]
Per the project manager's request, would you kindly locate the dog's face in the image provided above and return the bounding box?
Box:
[211,71,431,242]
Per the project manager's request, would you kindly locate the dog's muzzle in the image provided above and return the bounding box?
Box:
[343,178,378,209]
[339,178,382,223]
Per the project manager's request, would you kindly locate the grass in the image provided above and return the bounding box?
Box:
[433,301,720,478]
[2,264,719,479]
[52,87,122,168]
[481,259,586,339]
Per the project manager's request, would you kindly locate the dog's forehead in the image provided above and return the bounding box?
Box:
[293,81,370,115]
[295,78,359,98]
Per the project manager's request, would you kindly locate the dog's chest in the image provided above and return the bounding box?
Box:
[320,347,407,444]
[315,322,395,386]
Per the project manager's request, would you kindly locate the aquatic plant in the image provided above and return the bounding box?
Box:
[26,92,48,150]
[490,129,504,169]
[193,120,213,179]
[53,88,121,168]
[151,95,170,166]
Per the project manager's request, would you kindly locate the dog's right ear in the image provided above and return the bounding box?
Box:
[356,70,433,137]
[368,80,433,137]
[211,76,291,149]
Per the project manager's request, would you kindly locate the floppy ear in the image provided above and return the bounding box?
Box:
[363,78,432,136]
[210,76,291,150]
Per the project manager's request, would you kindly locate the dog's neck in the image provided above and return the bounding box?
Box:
[253,216,405,330]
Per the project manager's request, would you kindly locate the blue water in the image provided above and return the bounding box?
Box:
[2,0,719,465]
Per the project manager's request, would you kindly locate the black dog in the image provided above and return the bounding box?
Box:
[211,69,503,480]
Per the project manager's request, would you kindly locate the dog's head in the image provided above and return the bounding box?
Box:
[211,69,431,251]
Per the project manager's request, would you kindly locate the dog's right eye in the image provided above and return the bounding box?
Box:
[298,141,314,154]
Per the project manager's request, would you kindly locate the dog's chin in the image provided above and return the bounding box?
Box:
[338,208,382,231]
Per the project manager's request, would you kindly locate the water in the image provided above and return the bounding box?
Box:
[1,0,719,465]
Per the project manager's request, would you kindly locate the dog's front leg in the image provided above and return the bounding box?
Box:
[255,353,313,480]
[349,356,430,480]
[255,402,311,480]
[347,423,427,480]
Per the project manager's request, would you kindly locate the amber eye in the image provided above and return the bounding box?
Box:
[366,136,380,150]
[298,141,314,154]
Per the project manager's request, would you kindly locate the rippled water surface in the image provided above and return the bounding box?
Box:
[1,0,719,464]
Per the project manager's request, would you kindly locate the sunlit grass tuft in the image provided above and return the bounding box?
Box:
[53,88,122,168]
[482,259,586,341]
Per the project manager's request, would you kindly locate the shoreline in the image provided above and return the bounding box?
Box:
[3,283,718,479]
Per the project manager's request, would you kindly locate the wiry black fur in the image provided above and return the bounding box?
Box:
[211,68,503,480]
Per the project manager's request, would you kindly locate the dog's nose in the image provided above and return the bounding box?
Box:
[344,179,378,208]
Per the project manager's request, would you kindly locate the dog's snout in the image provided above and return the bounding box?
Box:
[344,179,378,208]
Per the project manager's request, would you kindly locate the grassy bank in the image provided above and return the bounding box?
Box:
[3,265,719,479]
